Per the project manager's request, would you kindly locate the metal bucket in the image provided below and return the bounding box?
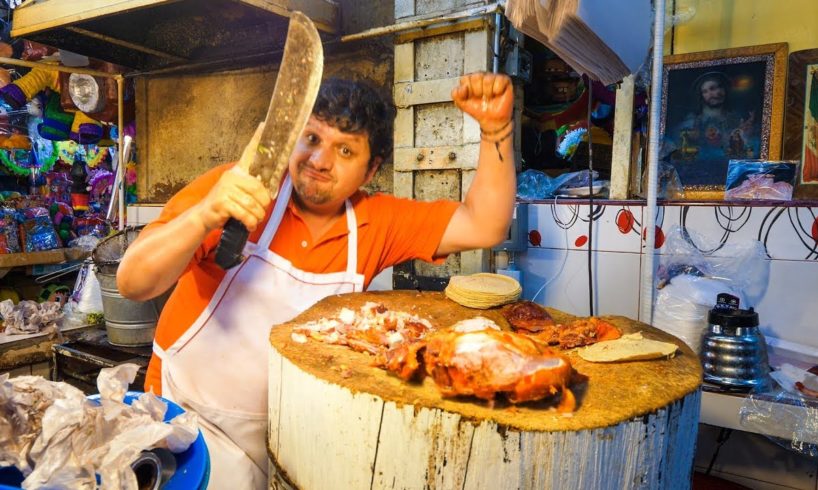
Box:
[96,269,169,347]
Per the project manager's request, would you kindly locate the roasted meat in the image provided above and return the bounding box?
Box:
[535,317,622,349]
[423,326,577,409]
[382,340,426,381]
[293,302,433,356]
[296,306,584,411]
[380,317,501,381]
[502,301,555,332]
[503,301,622,349]
[506,307,622,349]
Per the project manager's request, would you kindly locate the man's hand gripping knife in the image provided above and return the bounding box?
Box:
[194,124,272,234]
[116,125,271,301]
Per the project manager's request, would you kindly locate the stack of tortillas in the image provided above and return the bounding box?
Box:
[579,333,679,362]
[445,273,522,309]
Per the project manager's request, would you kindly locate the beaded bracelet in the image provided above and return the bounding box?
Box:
[479,119,512,138]
[480,121,513,162]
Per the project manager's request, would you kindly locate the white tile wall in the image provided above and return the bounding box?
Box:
[530,202,645,253]
[0,362,49,379]
[126,205,164,226]
[658,204,761,245]
[759,206,818,261]
[521,201,818,490]
[368,267,394,291]
[4,365,31,377]
[657,205,818,261]
[756,259,818,350]
[517,247,641,318]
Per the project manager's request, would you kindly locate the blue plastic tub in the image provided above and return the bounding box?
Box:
[0,391,209,489]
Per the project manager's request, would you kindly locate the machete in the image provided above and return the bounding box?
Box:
[215,11,324,269]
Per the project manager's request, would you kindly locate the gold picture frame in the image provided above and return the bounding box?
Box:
[783,48,818,198]
[659,43,788,200]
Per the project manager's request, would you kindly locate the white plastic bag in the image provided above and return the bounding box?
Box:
[74,261,103,314]
[653,226,768,353]
[653,275,745,354]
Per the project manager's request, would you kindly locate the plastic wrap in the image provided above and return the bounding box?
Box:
[67,234,100,253]
[638,160,685,200]
[0,299,62,335]
[517,169,600,200]
[652,226,769,353]
[0,364,198,490]
[739,364,818,458]
[633,0,697,93]
[724,161,798,201]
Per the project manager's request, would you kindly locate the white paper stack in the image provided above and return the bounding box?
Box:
[507,0,653,85]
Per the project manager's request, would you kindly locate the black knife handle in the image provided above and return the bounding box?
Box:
[215,217,249,269]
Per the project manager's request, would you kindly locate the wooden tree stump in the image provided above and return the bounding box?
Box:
[268,291,702,490]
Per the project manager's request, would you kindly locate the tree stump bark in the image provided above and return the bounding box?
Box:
[268,291,702,490]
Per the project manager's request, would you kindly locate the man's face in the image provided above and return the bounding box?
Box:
[288,116,377,212]
[700,79,725,108]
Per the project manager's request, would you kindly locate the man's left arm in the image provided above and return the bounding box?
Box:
[435,72,516,256]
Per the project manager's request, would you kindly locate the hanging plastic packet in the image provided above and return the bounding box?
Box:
[74,213,109,238]
[0,207,21,253]
[18,206,61,252]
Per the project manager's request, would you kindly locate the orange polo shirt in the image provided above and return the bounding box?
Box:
[144,163,459,394]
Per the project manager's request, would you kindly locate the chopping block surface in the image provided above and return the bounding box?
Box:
[268,290,702,432]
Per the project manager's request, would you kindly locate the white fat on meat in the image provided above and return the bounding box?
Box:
[338,308,357,325]
[452,317,501,333]
[386,331,405,348]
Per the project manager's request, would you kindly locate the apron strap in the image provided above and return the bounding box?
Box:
[258,175,293,249]
[344,199,358,278]
[153,341,169,360]
[256,174,359,282]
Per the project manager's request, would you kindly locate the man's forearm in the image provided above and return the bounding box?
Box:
[436,130,516,256]
[434,72,516,256]
[463,130,516,242]
[117,205,210,301]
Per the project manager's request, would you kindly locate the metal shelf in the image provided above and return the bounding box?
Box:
[0,248,89,269]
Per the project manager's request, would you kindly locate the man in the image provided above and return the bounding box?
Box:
[671,71,759,162]
[117,72,515,489]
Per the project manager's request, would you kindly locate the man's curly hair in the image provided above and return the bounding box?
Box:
[312,78,397,170]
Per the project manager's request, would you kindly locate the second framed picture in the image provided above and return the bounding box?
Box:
[659,43,788,199]
[783,48,818,198]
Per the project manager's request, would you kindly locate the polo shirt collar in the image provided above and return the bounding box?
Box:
[285,190,371,242]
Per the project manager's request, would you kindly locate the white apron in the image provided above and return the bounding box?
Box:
[154,176,364,489]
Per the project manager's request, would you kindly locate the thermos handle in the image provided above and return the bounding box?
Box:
[215,217,249,269]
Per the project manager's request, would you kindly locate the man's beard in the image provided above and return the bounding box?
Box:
[293,169,334,205]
